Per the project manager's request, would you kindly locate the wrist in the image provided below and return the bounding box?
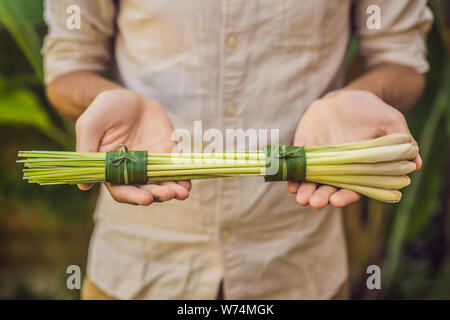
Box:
[323,86,383,101]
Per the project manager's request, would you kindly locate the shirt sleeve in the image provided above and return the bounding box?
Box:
[42,0,116,84]
[353,0,433,73]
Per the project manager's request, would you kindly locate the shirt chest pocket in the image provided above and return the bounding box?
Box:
[274,0,325,49]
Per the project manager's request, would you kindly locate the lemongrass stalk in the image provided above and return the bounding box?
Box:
[148,173,263,182]
[309,180,402,203]
[306,161,416,176]
[24,170,104,179]
[304,133,411,153]
[147,157,265,165]
[37,178,105,185]
[149,152,264,161]
[17,151,106,159]
[306,143,416,159]
[149,174,225,181]
[17,134,418,204]
[152,159,265,165]
[147,162,265,171]
[308,175,410,189]
[306,143,417,165]
[23,167,104,173]
[146,167,264,177]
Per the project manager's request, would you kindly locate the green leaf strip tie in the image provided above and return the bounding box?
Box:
[264,145,306,182]
[105,145,148,184]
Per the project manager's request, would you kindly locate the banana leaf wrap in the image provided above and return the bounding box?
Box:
[264,145,306,181]
[105,146,147,184]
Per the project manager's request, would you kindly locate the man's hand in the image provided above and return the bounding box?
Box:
[75,88,191,205]
[288,89,422,209]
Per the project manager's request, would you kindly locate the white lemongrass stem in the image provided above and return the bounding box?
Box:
[306,161,416,176]
[308,180,403,203]
[308,175,411,189]
[304,133,411,152]
[307,143,417,165]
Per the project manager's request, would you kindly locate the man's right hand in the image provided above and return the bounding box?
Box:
[75,88,191,205]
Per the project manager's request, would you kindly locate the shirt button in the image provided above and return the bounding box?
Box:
[226,35,238,48]
[221,229,231,240]
[225,104,236,117]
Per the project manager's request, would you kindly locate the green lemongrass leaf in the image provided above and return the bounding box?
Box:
[148,175,229,182]
[147,157,265,165]
[148,173,263,182]
[148,152,264,161]
[18,150,106,158]
[147,162,265,170]
[146,167,264,177]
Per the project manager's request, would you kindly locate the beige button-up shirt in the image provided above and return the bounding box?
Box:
[43,0,432,299]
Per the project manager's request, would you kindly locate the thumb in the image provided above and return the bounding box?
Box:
[75,114,102,190]
[384,113,422,171]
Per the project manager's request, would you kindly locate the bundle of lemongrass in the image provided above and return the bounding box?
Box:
[17,133,418,203]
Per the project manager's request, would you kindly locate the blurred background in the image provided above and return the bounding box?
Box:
[0,0,449,299]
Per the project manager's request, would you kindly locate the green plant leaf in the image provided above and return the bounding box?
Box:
[0,88,71,147]
[345,36,358,68]
[0,88,49,127]
[0,0,44,81]
[430,0,450,136]
[406,143,445,240]
[382,57,450,292]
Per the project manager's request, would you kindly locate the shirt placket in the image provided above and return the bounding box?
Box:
[217,0,248,299]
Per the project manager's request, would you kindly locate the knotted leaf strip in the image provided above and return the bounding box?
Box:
[105,145,148,184]
[264,145,306,182]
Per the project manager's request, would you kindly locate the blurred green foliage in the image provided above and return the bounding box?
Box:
[0,0,448,299]
[0,0,72,148]
[0,0,92,299]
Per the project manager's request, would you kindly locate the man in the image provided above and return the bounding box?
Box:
[43,0,431,299]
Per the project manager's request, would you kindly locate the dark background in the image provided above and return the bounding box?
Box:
[0,0,449,299]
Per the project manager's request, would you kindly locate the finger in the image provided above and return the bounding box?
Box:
[310,185,338,209]
[406,133,419,147]
[287,181,300,194]
[329,189,361,208]
[176,180,192,191]
[383,115,422,171]
[406,134,421,170]
[140,183,177,201]
[78,183,94,191]
[75,114,102,191]
[383,112,419,147]
[160,181,190,200]
[296,182,317,206]
[106,184,154,206]
[413,154,422,171]
[75,115,102,153]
